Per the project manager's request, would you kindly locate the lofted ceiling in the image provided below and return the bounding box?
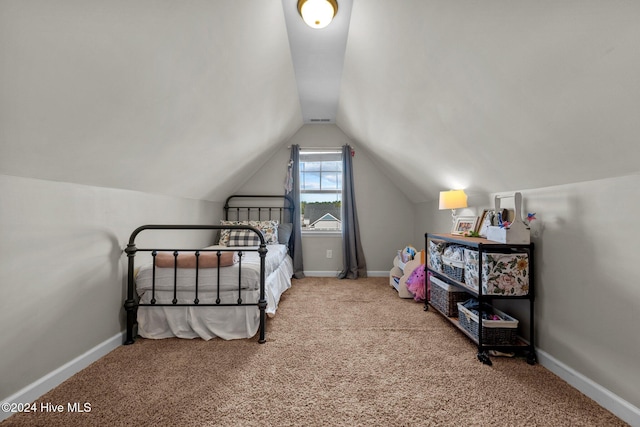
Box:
[282,0,352,124]
[1,1,639,203]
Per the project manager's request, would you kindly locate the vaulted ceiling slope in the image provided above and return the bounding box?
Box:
[2,2,639,205]
[337,0,640,203]
[0,1,302,202]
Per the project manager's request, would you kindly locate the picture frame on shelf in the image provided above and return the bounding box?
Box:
[477,209,494,237]
[452,216,478,235]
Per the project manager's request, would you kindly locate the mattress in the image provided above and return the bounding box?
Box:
[135,244,293,340]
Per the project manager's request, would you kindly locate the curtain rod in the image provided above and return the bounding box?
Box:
[285,146,343,151]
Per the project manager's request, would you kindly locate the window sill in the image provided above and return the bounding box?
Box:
[301,231,342,237]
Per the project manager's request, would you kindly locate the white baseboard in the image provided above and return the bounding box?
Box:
[0,332,124,422]
[303,271,340,277]
[302,271,388,277]
[366,271,389,277]
[537,349,640,427]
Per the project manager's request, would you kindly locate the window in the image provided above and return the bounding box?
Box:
[299,149,342,232]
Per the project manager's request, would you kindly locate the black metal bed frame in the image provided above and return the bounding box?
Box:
[224,194,294,225]
[123,195,294,345]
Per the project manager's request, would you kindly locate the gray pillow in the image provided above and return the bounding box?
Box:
[278,223,293,245]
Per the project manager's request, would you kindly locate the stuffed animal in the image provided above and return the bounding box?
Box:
[405,264,426,302]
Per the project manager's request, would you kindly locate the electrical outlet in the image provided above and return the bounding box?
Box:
[326,249,332,258]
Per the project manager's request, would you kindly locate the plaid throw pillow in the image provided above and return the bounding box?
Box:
[227,229,262,247]
[219,220,279,246]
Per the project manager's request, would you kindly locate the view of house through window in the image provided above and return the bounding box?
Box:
[299,149,343,231]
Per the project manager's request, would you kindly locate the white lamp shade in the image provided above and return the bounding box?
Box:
[439,190,468,210]
[298,0,337,29]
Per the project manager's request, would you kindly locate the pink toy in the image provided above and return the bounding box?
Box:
[405,264,426,302]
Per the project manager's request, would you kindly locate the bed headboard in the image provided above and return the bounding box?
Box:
[224,194,295,223]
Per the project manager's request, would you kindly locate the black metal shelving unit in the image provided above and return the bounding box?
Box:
[425,233,536,365]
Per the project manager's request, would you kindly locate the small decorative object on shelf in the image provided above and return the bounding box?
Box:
[486,192,530,244]
[452,216,478,235]
[476,209,494,237]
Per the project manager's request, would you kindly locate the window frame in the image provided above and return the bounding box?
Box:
[299,149,343,234]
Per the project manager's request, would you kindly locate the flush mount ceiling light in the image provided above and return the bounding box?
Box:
[297,0,338,29]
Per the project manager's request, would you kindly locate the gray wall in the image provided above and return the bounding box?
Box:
[237,124,416,275]
[415,173,640,410]
[0,174,222,400]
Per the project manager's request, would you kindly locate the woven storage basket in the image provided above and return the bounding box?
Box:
[442,256,465,282]
[430,276,469,317]
[457,302,518,345]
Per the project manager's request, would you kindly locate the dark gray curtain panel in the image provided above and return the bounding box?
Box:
[338,145,367,279]
[285,144,305,279]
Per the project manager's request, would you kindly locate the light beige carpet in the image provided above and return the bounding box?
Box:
[2,277,627,426]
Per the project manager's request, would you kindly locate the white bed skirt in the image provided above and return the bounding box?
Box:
[136,255,293,340]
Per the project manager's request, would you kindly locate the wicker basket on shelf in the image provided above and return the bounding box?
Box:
[442,256,465,282]
[429,276,469,317]
[457,302,518,345]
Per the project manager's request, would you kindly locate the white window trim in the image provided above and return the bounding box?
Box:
[299,148,343,233]
[301,230,342,237]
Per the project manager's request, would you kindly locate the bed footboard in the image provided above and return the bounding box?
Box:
[124,224,268,345]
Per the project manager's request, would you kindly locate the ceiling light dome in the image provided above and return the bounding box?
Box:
[297,0,338,29]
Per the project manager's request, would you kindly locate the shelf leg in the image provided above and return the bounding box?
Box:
[527,350,537,365]
[477,351,492,366]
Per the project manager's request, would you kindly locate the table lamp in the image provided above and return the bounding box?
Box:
[439,190,468,226]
